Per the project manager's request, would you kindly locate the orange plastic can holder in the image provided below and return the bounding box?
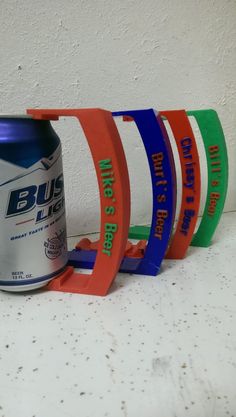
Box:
[27,108,131,296]
[70,109,177,275]
[161,110,201,259]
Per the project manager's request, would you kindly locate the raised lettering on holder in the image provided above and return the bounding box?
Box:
[69,109,177,276]
[188,110,228,247]
[27,108,131,296]
[112,109,176,275]
[161,110,201,259]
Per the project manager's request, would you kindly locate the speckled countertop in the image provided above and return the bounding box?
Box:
[0,212,236,417]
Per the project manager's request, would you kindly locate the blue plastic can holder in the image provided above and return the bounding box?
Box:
[68,109,177,276]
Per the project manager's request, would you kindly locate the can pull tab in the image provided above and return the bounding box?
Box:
[27,108,131,296]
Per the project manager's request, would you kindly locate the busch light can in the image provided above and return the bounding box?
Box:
[0,115,68,291]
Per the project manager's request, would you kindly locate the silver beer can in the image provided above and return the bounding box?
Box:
[0,115,68,291]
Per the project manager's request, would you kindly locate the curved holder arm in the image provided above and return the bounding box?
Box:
[27,108,131,295]
[187,109,228,247]
[112,109,176,275]
[160,110,201,259]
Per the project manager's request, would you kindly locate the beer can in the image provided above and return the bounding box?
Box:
[0,115,68,291]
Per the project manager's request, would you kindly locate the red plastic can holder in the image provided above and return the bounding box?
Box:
[27,108,131,296]
[160,110,201,259]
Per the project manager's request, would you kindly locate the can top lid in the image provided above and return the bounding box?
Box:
[0,114,32,119]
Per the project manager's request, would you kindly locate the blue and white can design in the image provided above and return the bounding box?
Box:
[0,116,68,291]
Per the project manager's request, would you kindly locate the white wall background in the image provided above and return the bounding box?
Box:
[0,0,235,237]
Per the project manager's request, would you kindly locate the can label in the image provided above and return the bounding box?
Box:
[0,145,68,285]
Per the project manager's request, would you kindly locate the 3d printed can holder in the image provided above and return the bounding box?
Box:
[188,109,228,247]
[128,110,201,259]
[128,109,228,249]
[27,108,131,296]
[70,109,177,275]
